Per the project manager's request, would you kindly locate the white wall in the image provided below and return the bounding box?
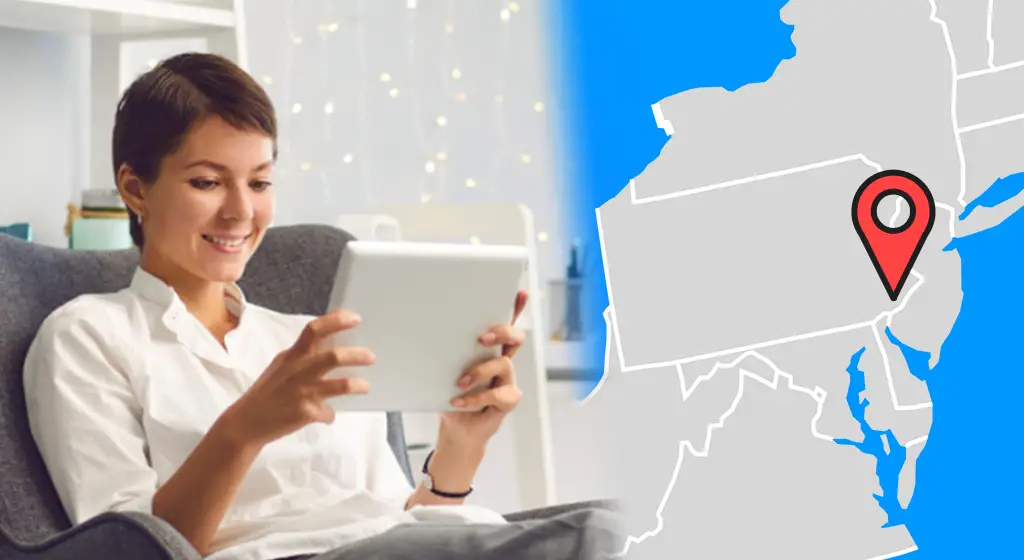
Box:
[0,27,90,248]
[243,0,569,285]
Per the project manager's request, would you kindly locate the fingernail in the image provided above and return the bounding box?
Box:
[480,332,496,345]
[350,313,362,324]
[457,375,471,388]
[452,398,465,407]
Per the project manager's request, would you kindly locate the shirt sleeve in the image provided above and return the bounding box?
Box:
[23,311,159,525]
[365,413,417,509]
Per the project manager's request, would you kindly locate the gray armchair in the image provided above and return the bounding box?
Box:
[0,224,416,559]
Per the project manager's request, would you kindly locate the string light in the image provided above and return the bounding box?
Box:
[520,153,532,164]
[465,178,477,188]
[425,160,436,174]
[451,68,462,80]
[343,152,354,164]
[327,22,339,33]
[436,151,448,161]
[469,236,481,245]
[261,75,274,85]
[291,103,302,113]
[455,92,467,102]
[537,231,549,242]
[323,102,335,114]
[300,162,312,171]
[445,23,455,34]
[379,72,392,82]
[407,0,417,8]
[509,1,521,13]
[420,193,432,203]
[436,115,448,127]
[534,101,545,112]
[494,94,504,104]
[148,59,158,69]
[500,9,511,22]
[389,87,400,98]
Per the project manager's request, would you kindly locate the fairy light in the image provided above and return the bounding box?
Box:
[270,0,556,269]
[148,59,158,69]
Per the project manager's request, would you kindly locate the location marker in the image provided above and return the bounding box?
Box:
[852,170,935,302]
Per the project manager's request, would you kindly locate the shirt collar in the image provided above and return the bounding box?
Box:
[128,266,250,366]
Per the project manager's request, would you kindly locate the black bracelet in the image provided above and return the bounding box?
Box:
[421,450,474,499]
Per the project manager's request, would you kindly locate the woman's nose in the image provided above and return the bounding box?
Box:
[221,184,255,222]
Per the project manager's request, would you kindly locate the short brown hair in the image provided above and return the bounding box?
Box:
[112,52,277,249]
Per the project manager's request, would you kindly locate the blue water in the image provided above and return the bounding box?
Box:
[834,347,908,528]
[958,171,1024,220]
[552,1,1024,555]
[549,0,796,397]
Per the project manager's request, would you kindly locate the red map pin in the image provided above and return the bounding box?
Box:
[852,170,935,302]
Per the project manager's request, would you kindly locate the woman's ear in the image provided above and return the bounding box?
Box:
[116,163,146,216]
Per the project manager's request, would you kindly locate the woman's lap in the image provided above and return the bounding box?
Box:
[297,500,623,560]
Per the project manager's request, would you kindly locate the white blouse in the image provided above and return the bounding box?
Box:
[23,266,504,560]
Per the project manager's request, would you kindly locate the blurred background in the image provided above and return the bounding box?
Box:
[0,0,613,518]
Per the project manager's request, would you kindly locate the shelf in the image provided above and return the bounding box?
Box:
[0,0,235,35]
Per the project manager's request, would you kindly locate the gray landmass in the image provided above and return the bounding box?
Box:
[899,442,925,510]
[961,117,1024,202]
[632,0,961,211]
[579,346,687,545]
[957,63,1024,129]
[599,158,961,371]
[992,0,1024,66]
[757,327,932,448]
[623,369,916,560]
[935,0,991,74]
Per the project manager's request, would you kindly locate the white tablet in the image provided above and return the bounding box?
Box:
[322,240,530,412]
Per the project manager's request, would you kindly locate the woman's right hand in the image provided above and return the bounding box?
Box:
[218,309,374,448]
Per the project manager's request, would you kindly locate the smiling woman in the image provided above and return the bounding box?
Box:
[22,52,621,560]
[113,53,277,286]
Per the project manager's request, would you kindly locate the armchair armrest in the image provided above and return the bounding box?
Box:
[1,511,201,560]
[502,498,620,522]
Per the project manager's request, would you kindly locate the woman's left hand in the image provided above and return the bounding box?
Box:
[439,290,529,447]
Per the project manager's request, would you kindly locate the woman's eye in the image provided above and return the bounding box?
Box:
[251,180,273,192]
[189,178,218,190]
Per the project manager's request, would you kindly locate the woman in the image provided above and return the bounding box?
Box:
[22,53,619,559]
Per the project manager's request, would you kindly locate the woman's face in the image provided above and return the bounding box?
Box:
[130,115,276,283]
